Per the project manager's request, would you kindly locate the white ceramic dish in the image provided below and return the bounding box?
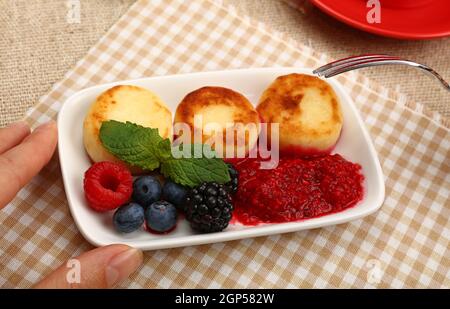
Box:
[58,67,385,250]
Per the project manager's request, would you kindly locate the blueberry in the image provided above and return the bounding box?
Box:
[162,180,187,209]
[113,203,145,233]
[132,176,161,207]
[145,201,177,233]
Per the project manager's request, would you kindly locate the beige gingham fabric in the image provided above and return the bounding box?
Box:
[0,0,448,288]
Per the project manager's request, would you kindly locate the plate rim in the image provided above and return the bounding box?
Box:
[57,67,385,250]
[311,0,450,40]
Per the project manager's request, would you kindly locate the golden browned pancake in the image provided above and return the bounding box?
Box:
[257,73,343,156]
[174,86,260,158]
[83,85,172,172]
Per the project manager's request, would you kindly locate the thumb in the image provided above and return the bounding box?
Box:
[35,244,143,288]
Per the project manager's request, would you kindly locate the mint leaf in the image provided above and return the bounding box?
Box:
[100,120,231,187]
[99,120,170,170]
[157,138,172,161]
[160,156,231,187]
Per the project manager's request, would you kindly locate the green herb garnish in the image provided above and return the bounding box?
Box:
[99,120,230,187]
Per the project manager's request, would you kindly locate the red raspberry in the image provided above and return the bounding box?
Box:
[83,161,133,212]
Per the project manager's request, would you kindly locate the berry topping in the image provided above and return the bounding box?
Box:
[231,154,364,225]
[83,161,133,212]
[132,176,162,208]
[162,180,187,210]
[113,203,145,233]
[184,182,233,233]
[145,201,177,233]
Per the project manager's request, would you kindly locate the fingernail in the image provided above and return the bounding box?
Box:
[7,120,29,130]
[105,248,143,287]
[34,120,56,131]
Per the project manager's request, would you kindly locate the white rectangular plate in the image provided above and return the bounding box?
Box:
[58,67,385,250]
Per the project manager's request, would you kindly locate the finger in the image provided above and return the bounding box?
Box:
[0,121,31,154]
[35,244,143,288]
[0,121,57,209]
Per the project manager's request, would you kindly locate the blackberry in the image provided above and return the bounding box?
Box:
[184,182,233,233]
[225,163,239,194]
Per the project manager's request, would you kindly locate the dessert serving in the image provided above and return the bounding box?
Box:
[80,73,364,235]
[83,85,172,170]
[257,73,343,157]
[227,74,363,226]
[174,86,260,157]
[58,67,384,249]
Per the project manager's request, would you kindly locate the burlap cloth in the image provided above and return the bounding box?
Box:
[0,0,448,288]
[1,0,449,127]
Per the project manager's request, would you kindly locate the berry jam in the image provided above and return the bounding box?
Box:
[230,154,364,225]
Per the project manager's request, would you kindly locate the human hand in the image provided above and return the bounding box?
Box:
[0,121,143,288]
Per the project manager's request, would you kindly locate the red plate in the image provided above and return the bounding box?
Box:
[310,0,450,39]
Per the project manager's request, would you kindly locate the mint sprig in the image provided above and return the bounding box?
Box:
[160,157,230,187]
[99,121,165,170]
[99,120,231,187]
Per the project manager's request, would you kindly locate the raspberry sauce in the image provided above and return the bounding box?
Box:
[230,154,364,225]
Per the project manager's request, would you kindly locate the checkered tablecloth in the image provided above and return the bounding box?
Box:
[0,0,448,288]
